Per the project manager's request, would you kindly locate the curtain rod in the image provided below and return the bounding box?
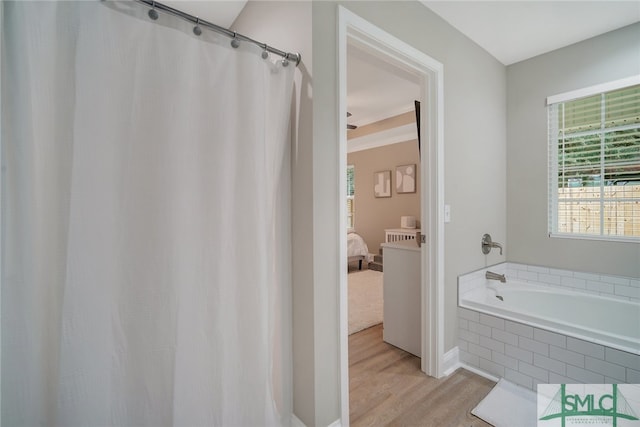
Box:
[135,0,301,67]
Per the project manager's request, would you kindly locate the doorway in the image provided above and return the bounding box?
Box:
[337,7,446,425]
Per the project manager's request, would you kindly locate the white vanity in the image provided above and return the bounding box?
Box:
[381,240,421,357]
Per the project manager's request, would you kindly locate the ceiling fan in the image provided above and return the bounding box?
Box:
[347,112,357,130]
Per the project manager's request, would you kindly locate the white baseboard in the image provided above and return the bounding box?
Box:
[442,346,460,376]
[459,362,500,383]
[328,419,342,427]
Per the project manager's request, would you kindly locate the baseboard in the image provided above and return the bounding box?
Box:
[328,419,342,427]
[459,362,500,383]
[442,346,460,376]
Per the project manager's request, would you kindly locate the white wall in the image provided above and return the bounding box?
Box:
[506,23,640,278]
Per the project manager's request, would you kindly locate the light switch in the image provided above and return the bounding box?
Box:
[444,204,451,223]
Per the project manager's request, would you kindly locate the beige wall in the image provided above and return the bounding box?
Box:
[348,141,421,251]
[506,23,640,278]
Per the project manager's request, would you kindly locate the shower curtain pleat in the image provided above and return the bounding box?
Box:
[1,2,294,426]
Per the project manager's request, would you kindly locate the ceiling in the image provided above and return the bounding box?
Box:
[421,1,640,66]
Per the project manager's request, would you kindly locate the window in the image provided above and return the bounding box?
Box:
[548,77,640,241]
[347,164,355,230]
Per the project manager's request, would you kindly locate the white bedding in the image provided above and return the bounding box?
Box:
[347,232,369,258]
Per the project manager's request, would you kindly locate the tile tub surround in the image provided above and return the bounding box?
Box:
[459,262,640,302]
[457,263,640,389]
[458,308,640,390]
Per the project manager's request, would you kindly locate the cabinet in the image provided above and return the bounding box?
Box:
[382,240,421,358]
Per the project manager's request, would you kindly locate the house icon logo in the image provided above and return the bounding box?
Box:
[538,384,640,427]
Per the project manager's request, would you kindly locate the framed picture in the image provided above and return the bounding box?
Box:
[396,164,416,193]
[374,170,391,198]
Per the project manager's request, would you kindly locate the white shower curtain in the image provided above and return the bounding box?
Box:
[2,1,294,426]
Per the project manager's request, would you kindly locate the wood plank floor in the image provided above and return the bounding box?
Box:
[349,324,495,427]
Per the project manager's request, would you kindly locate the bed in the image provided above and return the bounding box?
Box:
[347,232,370,270]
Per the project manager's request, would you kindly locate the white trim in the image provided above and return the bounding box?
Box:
[350,105,415,128]
[347,123,417,153]
[442,346,460,377]
[338,6,446,427]
[549,232,640,244]
[459,363,500,383]
[328,419,342,427]
[291,414,307,427]
[546,75,640,105]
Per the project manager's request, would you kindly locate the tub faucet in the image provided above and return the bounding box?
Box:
[486,271,506,283]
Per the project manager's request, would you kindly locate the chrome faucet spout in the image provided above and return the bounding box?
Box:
[486,271,506,283]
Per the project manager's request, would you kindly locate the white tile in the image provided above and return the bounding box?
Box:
[457,339,468,352]
[518,270,539,282]
[460,350,479,367]
[492,328,519,346]
[469,321,492,337]
[519,361,549,382]
[534,354,566,376]
[480,357,505,378]
[459,318,469,330]
[492,350,518,370]
[630,279,640,288]
[508,263,529,271]
[459,329,479,345]
[479,313,505,330]
[505,368,533,389]
[585,357,626,382]
[506,344,533,364]
[459,308,479,322]
[627,368,640,383]
[479,336,505,354]
[600,275,631,286]
[614,285,640,299]
[538,274,562,286]
[468,342,492,360]
[549,268,573,277]
[549,372,575,384]
[561,276,586,289]
[586,281,614,294]
[605,347,640,370]
[566,337,604,360]
[505,320,534,339]
[534,329,566,348]
[528,265,550,274]
[550,345,585,368]
[519,336,549,357]
[574,271,600,281]
[566,365,605,383]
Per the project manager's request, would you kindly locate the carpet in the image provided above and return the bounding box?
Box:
[471,378,537,427]
[348,269,383,335]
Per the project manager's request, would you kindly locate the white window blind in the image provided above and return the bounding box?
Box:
[347,164,355,230]
[548,81,640,241]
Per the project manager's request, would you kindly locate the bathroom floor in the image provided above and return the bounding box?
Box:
[349,324,494,426]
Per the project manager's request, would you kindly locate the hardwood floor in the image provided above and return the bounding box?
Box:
[349,324,495,427]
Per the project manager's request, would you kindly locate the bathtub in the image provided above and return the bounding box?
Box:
[460,280,640,356]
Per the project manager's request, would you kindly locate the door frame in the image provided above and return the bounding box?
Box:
[337,7,446,425]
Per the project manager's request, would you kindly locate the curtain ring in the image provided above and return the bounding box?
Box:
[193,18,202,36]
[261,44,269,60]
[148,1,159,20]
[231,32,240,49]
